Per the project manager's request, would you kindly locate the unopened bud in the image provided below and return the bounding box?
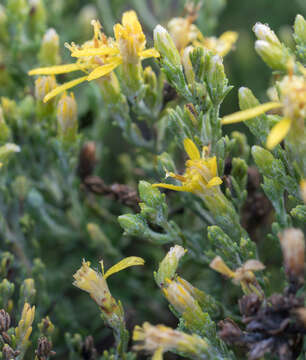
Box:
[155,245,186,287]
[182,46,195,84]
[254,40,291,71]
[163,279,199,315]
[118,214,147,237]
[78,5,98,40]
[7,0,28,24]
[0,107,11,143]
[38,28,60,66]
[57,92,78,143]
[253,23,280,45]
[77,142,96,179]
[28,0,47,35]
[20,278,36,304]
[295,307,306,326]
[0,143,20,164]
[300,180,306,204]
[143,66,157,90]
[294,15,306,45]
[0,309,11,332]
[279,228,305,286]
[0,5,8,44]
[154,25,181,67]
[35,76,57,102]
[38,317,54,337]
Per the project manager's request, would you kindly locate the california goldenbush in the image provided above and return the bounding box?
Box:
[0,0,305,359]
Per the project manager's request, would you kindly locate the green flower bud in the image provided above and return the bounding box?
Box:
[0,279,15,309]
[11,176,30,201]
[0,143,20,165]
[154,245,186,287]
[294,15,306,45]
[182,46,195,84]
[28,0,47,35]
[154,25,181,67]
[0,107,11,143]
[56,92,78,143]
[7,0,29,24]
[252,145,274,176]
[38,28,60,66]
[254,40,291,71]
[253,22,281,45]
[20,279,36,304]
[78,5,98,40]
[0,5,9,44]
[118,214,147,237]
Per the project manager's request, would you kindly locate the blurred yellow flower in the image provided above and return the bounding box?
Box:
[153,138,222,194]
[29,11,159,102]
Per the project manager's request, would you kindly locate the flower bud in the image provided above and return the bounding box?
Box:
[294,14,306,45]
[300,180,306,204]
[0,107,11,143]
[0,309,11,332]
[254,40,291,71]
[118,214,147,237]
[162,279,199,315]
[0,5,8,44]
[182,46,195,84]
[155,245,186,287]
[57,92,78,143]
[28,0,47,35]
[38,28,60,66]
[154,25,181,67]
[0,143,20,165]
[7,0,28,24]
[133,322,209,358]
[35,76,57,102]
[20,278,36,304]
[279,228,305,286]
[253,23,281,45]
[78,5,98,40]
[15,303,35,347]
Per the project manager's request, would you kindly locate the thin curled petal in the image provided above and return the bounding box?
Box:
[183,138,200,160]
[103,257,145,280]
[28,63,87,76]
[87,58,122,81]
[71,47,119,58]
[221,102,282,125]
[152,183,190,192]
[206,176,223,188]
[140,48,160,58]
[43,75,88,102]
[266,117,292,149]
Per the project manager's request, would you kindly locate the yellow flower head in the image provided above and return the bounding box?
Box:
[133,322,208,358]
[222,66,306,149]
[153,138,222,195]
[73,257,144,311]
[210,256,265,296]
[194,31,238,57]
[28,11,159,102]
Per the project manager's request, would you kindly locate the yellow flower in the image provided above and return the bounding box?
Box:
[15,303,35,348]
[133,322,208,359]
[194,31,238,57]
[29,11,159,102]
[222,70,306,149]
[153,138,222,194]
[73,257,144,311]
[210,256,265,296]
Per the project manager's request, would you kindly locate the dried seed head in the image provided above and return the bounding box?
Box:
[279,228,305,287]
[2,344,19,360]
[78,141,97,180]
[294,307,306,327]
[0,309,11,332]
[35,336,53,359]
